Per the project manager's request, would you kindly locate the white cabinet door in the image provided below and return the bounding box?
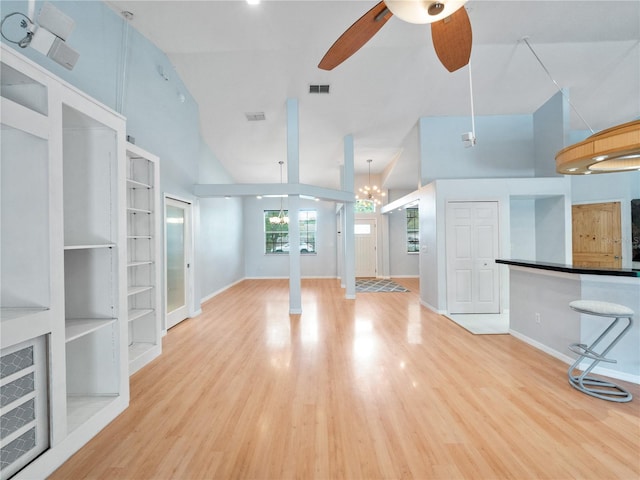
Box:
[446,202,500,313]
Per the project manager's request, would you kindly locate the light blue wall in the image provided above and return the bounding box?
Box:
[509,198,536,260]
[242,197,337,278]
[1,1,243,305]
[535,196,567,263]
[419,114,535,183]
[533,91,568,177]
[387,189,419,277]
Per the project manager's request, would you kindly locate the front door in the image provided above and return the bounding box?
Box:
[572,202,622,268]
[355,219,377,277]
[446,201,500,314]
[165,197,192,329]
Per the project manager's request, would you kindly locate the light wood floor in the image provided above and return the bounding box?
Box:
[51,278,640,479]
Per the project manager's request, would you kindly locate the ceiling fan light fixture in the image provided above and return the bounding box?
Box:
[384,0,467,24]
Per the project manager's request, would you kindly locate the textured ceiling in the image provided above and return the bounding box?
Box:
[106,0,640,190]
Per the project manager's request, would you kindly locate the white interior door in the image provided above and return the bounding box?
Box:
[355,219,377,277]
[165,197,192,329]
[446,201,500,314]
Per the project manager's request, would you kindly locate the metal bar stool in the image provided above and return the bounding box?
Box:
[568,300,634,402]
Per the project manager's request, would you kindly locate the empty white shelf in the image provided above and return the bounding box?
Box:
[127,286,153,296]
[66,395,119,433]
[65,318,116,343]
[0,307,49,322]
[128,308,154,322]
[127,207,151,214]
[127,261,153,267]
[126,178,151,189]
[64,243,116,250]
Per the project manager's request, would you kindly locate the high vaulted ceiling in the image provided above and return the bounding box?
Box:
[106,0,639,190]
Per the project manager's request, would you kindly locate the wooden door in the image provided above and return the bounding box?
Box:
[572,202,621,268]
[446,202,500,314]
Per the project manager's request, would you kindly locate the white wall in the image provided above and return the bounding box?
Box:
[418,177,572,313]
[419,183,439,310]
[243,197,337,278]
[388,207,419,278]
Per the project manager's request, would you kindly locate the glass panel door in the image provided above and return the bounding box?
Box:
[165,198,190,329]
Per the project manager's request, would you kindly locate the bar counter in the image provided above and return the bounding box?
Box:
[496,259,639,277]
[496,259,639,384]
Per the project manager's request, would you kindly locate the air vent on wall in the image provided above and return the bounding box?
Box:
[309,84,330,94]
[245,112,266,121]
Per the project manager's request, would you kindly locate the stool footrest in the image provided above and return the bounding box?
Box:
[566,303,633,403]
[568,343,616,363]
[568,374,632,402]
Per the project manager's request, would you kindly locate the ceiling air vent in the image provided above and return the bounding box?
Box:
[309,84,330,94]
[245,112,266,121]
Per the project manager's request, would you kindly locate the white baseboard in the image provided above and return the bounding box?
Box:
[420,299,446,314]
[508,330,574,364]
[243,276,338,280]
[391,275,420,279]
[509,329,639,385]
[200,277,246,304]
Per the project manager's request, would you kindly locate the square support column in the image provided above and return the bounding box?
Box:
[343,134,356,299]
[287,98,302,313]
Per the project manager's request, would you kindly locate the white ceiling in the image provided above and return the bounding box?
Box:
[106,0,640,190]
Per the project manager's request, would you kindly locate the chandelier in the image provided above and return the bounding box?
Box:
[269,161,289,225]
[356,159,386,206]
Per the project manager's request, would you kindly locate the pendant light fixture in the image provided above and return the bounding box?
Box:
[356,159,386,206]
[269,160,289,225]
[556,120,640,174]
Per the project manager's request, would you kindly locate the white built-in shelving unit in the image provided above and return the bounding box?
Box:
[0,44,129,479]
[126,143,162,375]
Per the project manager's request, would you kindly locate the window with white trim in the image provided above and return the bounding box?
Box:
[406,207,419,253]
[264,210,317,254]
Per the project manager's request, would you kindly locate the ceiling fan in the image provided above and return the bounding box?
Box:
[318,0,472,72]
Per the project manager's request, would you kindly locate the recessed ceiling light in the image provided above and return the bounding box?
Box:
[246,0,260,5]
[593,155,608,162]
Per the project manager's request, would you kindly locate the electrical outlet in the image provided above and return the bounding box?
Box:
[535,313,541,324]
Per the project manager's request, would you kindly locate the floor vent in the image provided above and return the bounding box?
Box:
[309,84,330,94]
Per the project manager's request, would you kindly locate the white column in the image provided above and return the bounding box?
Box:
[287,98,302,313]
[343,135,356,299]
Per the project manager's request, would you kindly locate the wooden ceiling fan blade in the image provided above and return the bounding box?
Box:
[431,7,472,73]
[318,1,392,71]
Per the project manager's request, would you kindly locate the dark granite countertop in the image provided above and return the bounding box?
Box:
[495,259,640,278]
